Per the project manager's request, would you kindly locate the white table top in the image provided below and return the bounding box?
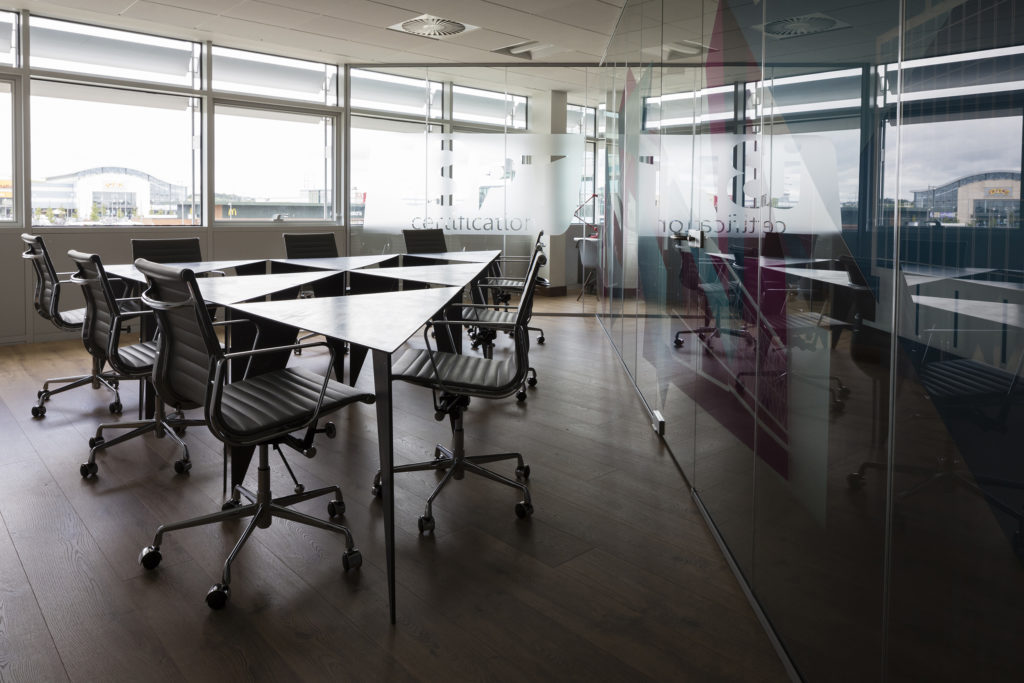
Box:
[228,286,465,354]
[912,295,1024,329]
[196,270,344,306]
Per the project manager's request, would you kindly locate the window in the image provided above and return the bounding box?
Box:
[29,17,199,87]
[0,12,17,67]
[567,104,596,137]
[30,81,201,226]
[214,105,333,221]
[212,47,337,105]
[452,85,527,129]
[350,69,442,118]
[0,81,11,221]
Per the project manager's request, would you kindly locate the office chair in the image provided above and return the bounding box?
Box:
[21,233,123,418]
[281,232,343,352]
[672,243,719,349]
[576,236,599,301]
[370,250,545,532]
[134,258,375,609]
[283,231,339,259]
[461,244,545,400]
[68,250,203,478]
[131,237,204,264]
[472,231,548,344]
[402,228,448,254]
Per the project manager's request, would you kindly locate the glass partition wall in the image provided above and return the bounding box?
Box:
[602,0,1023,680]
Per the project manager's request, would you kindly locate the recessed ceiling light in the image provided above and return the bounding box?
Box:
[388,14,479,39]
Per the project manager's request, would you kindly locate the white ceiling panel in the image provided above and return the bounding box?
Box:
[223,1,320,28]
[120,2,213,31]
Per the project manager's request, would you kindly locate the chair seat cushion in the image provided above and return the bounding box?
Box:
[920,359,1022,402]
[119,340,160,371]
[482,277,523,289]
[393,348,518,398]
[56,307,86,328]
[461,307,513,325]
[217,367,374,438]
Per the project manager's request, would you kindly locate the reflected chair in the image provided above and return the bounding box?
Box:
[21,233,123,418]
[672,243,719,349]
[135,258,375,609]
[69,250,202,478]
[371,250,545,532]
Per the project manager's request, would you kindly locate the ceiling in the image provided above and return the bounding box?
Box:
[23,0,625,66]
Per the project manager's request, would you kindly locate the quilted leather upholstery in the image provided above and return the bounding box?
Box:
[392,347,520,398]
[920,358,1022,401]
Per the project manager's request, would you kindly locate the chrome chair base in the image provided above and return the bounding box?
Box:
[139,444,360,609]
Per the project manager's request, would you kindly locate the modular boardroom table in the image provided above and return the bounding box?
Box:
[110,251,502,624]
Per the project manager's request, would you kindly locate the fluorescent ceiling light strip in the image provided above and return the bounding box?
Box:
[897,80,1024,101]
[888,44,1024,71]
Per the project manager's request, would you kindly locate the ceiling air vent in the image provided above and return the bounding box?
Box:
[756,13,850,40]
[388,14,478,39]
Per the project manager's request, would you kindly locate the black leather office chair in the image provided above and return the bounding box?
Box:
[21,234,123,418]
[131,237,204,264]
[402,228,447,254]
[472,231,548,344]
[672,243,719,349]
[371,250,544,532]
[68,250,202,478]
[283,231,339,259]
[460,243,546,400]
[134,258,375,609]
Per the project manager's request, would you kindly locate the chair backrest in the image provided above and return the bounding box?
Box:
[136,259,222,411]
[283,232,339,259]
[579,238,599,268]
[21,233,78,329]
[67,250,127,365]
[131,237,203,264]
[403,228,447,254]
[678,247,702,292]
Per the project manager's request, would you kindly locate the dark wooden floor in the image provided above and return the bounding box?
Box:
[0,315,788,682]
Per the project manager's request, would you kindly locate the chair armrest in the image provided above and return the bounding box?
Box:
[211,340,338,446]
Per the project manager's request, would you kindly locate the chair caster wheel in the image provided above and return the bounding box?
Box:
[342,548,362,571]
[418,516,435,533]
[324,422,337,439]
[174,426,187,437]
[527,377,537,387]
[206,584,230,610]
[293,348,302,356]
[139,545,162,570]
[516,464,530,479]
[515,501,534,519]
[371,474,381,497]
[88,436,103,449]
[847,473,865,489]
[221,499,241,511]
[80,462,98,478]
[673,337,683,348]
[516,390,527,402]
[37,390,45,399]
[173,459,192,474]
[327,499,345,517]
[109,401,122,415]
[537,336,545,344]
[31,405,46,418]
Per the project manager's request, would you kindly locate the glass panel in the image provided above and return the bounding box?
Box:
[349,115,429,255]
[214,105,332,221]
[30,81,200,226]
[29,17,198,87]
[0,81,12,220]
[567,104,596,137]
[0,12,17,67]
[350,69,442,118]
[887,1,1024,677]
[452,85,527,129]
[212,46,336,105]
